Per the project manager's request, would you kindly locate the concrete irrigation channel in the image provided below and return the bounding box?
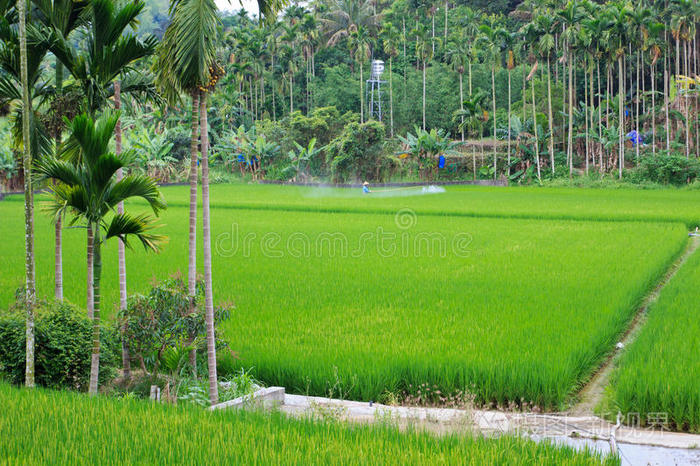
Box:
[211,387,700,465]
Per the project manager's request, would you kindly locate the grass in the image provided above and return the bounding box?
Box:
[607,244,700,433]
[0,383,619,465]
[0,185,689,408]
[150,183,700,228]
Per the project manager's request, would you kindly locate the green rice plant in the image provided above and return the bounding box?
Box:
[0,187,688,408]
[608,247,700,432]
[0,383,618,465]
[122,184,700,228]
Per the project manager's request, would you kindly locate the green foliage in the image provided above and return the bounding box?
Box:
[0,299,118,391]
[637,154,700,185]
[129,126,177,182]
[327,120,390,182]
[0,383,618,465]
[120,276,232,377]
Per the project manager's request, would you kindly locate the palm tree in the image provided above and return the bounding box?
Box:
[16,0,35,388]
[381,23,400,137]
[412,23,434,130]
[558,0,582,178]
[279,23,300,115]
[36,112,165,395]
[321,0,379,47]
[48,0,156,318]
[446,32,469,141]
[477,19,504,179]
[349,25,371,123]
[157,0,220,404]
[534,13,556,173]
[33,0,88,302]
[605,1,632,178]
[459,8,480,97]
[647,21,666,156]
[455,90,488,180]
[500,29,518,171]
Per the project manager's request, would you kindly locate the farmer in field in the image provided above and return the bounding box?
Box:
[362,181,371,194]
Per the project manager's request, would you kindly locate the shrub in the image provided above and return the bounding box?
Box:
[638,153,700,185]
[328,120,390,182]
[0,299,118,391]
[120,276,232,378]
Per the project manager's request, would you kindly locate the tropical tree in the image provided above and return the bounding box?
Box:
[445,32,469,141]
[477,18,504,179]
[381,23,400,137]
[412,22,434,130]
[349,25,372,123]
[321,0,379,47]
[156,0,220,402]
[604,1,632,178]
[16,0,35,388]
[36,112,165,395]
[455,89,489,180]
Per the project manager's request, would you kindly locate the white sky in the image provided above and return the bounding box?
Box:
[216,0,260,17]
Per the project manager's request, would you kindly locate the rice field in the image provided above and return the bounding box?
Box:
[0,185,691,409]
[0,383,619,465]
[156,184,700,228]
[608,245,700,433]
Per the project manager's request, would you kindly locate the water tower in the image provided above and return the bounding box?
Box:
[366,59,387,121]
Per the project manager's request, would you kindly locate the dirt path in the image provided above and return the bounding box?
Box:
[569,235,700,416]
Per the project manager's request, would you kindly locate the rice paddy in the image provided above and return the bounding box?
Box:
[0,383,619,465]
[0,184,694,410]
[608,244,700,433]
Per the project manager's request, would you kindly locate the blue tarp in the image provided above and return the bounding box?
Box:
[626,130,644,146]
[438,155,446,169]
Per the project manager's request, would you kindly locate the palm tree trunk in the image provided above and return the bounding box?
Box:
[443,1,448,59]
[532,75,540,181]
[389,57,394,137]
[665,46,670,152]
[584,61,589,175]
[271,54,276,121]
[88,222,102,395]
[597,60,602,166]
[589,65,595,171]
[422,61,427,130]
[187,90,200,374]
[492,68,497,179]
[568,52,574,178]
[652,59,656,156]
[114,80,130,379]
[200,92,218,405]
[18,0,35,387]
[635,51,640,165]
[290,74,293,114]
[360,62,364,123]
[87,225,94,319]
[507,68,511,174]
[459,72,464,141]
[684,40,690,159]
[54,61,63,302]
[54,216,62,300]
[468,61,472,96]
[618,55,624,179]
[547,57,554,173]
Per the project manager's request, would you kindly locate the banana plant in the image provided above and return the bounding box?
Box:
[285,137,322,181]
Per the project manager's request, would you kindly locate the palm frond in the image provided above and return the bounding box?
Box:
[105,212,166,252]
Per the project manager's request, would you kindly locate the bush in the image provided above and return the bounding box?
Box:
[327,120,390,182]
[638,153,700,185]
[0,299,118,391]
